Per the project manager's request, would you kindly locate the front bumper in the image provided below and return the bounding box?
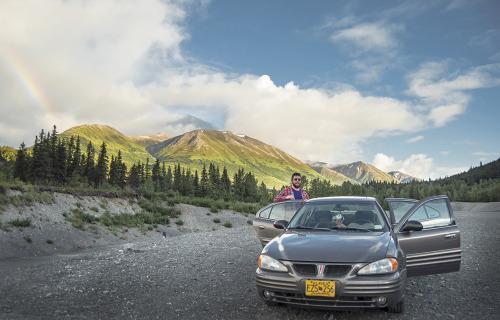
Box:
[255,265,406,310]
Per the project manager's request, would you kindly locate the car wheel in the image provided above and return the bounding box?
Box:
[386,300,404,313]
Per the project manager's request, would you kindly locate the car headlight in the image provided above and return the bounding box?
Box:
[258,255,288,272]
[358,258,398,275]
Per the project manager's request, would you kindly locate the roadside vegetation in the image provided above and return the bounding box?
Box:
[0,125,499,229]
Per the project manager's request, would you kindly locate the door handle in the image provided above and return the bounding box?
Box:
[444,234,457,240]
[258,225,265,230]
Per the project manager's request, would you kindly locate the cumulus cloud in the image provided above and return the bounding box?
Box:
[0,0,498,169]
[0,0,188,142]
[373,153,466,179]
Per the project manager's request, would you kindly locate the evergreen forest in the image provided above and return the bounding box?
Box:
[1,126,499,209]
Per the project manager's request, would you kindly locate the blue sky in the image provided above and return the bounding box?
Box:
[1,0,499,180]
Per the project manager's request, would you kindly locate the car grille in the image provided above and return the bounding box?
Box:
[293,264,317,275]
[292,263,352,277]
[325,264,352,276]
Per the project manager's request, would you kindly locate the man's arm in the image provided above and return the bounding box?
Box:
[273,187,290,202]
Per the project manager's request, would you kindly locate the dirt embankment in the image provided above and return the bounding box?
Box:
[451,202,500,212]
[0,190,253,260]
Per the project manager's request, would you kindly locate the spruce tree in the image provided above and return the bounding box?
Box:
[14,142,29,182]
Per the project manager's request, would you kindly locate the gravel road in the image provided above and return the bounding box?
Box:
[1,208,499,320]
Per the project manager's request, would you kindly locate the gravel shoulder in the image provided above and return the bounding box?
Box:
[0,190,253,260]
[1,192,499,319]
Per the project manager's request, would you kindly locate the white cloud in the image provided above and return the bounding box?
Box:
[407,62,500,105]
[0,0,189,144]
[330,22,402,52]
[0,0,497,171]
[405,135,424,143]
[373,153,467,180]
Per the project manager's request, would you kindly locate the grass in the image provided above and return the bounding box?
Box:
[8,190,55,207]
[23,236,32,243]
[9,218,32,228]
[213,218,220,223]
[222,221,232,228]
[68,208,99,230]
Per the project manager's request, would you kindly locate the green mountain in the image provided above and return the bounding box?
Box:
[147,129,326,188]
[59,124,155,166]
[307,163,358,185]
[330,161,400,184]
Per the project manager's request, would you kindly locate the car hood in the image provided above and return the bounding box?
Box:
[263,230,392,263]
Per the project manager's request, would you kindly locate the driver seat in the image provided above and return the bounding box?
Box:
[355,210,374,223]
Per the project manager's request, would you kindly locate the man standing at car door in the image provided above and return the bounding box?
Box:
[274,172,309,202]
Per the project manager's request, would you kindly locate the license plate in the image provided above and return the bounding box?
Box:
[305,280,335,297]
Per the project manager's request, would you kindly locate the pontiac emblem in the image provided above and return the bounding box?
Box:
[318,264,325,275]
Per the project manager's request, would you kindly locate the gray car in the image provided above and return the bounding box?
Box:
[253,195,461,313]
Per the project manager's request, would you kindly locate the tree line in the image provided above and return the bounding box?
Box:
[1,126,499,205]
[305,159,500,204]
[4,126,273,203]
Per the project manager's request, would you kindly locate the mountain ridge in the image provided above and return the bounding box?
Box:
[21,124,422,188]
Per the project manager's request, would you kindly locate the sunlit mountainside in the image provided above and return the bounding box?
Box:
[330,161,400,184]
[306,162,358,185]
[49,124,422,188]
[147,129,325,188]
[60,125,156,166]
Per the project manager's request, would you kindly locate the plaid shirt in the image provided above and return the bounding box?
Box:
[273,186,309,202]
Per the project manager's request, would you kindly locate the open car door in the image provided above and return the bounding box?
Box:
[253,200,303,247]
[388,195,461,277]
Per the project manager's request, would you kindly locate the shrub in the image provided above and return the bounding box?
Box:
[9,218,32,228]
[223,221,232,228]
[46,239,54,244]
[175,219,184,226]
[213,218,220,223]
[23,236,32,243]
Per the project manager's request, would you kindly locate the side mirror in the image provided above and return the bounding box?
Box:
[401,220,423,232]
[273,220,288,229]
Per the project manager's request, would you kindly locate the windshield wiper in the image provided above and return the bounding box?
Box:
[289,226,315,230]
[289,226,329,231]
[334,226,370,232]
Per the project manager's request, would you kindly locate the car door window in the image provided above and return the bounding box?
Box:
[267,201,301,221]
[268,204,284,220]
[258,207,272,219]
[389,200,417,224]
[407,198,452,228]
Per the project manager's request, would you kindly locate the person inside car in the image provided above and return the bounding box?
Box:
[333,213,346,228]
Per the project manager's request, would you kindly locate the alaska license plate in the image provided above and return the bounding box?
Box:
[305,280,335,297]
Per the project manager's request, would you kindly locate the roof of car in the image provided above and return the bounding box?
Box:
[307,196,377,203]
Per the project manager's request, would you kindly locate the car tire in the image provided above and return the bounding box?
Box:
[386,300,404,313]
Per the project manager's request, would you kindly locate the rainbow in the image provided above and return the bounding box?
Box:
[0,51,54,114]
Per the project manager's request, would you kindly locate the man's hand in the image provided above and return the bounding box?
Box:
[285,195,295,200]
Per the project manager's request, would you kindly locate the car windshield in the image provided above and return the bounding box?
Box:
[287,200,389,232]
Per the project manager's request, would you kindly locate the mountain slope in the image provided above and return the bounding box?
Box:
[307,164,358,185]
[60,124,155,166]
[331,161,400,184]
[127,133,174,149]
[147,130,326,188]
[388,171,422,183]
